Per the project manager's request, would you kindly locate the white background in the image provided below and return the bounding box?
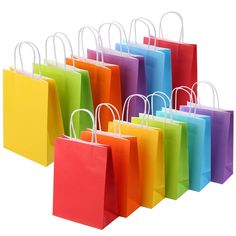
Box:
[0,0,236,235]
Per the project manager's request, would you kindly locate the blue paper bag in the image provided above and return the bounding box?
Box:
[115,43,172,110]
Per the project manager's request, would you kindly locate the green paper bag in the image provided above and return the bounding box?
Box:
[132,115,189,199]
[34,64,94,136]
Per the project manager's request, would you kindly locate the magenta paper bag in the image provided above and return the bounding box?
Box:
[87,49,146,118]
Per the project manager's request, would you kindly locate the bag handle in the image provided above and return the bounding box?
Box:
[147,93,168,119]
[129,17,157,50]
[99,22,122,53]
[174,86,197,106]
[191,81,220,109]
[147,91,171,114]
[172,86,197,115]
[70,109,97,143]
[99,21,130,55]
[172,86,193,108]
[109,21,131,55]
[135,17,157,50]
[78,26,105,65]
[159,11,184,43]
[14,41,42,77]
[122,94,150,126]
[45,35,67,70]
[95,103,121,136]
[45,32,76,71]
[147,91,172,121]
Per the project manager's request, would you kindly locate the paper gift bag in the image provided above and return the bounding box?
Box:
[34,33,94,136]
[132,115,189,199]
[67,26,122,130]
[144,12,197,109]
[132,91,188,199]
[154,88,211,191]
[87,21,146,118]
[3,42,63,166]
[53,109,118,229]
[117,17,172,111]
[81,103,140,217]
[108,95,165,208]
[180,81,233,184]
[157,109,211,191]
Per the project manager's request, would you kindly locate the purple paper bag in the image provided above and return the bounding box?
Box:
[87,49,146,118]
[180,105,234,184]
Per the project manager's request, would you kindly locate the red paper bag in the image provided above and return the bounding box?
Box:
[53,109,118,229]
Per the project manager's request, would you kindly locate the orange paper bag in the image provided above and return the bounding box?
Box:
[67,27,122,130]
[81,103,141,217]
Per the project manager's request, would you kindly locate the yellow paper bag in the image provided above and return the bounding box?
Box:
[108,120,165,208]
[3,69,64,166]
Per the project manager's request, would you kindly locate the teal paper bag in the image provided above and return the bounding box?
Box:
[157,109,211,191]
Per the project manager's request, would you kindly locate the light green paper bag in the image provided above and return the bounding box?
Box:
[34,64,94,136]
[131,115,189,199]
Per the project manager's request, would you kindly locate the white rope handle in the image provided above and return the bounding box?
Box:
[124,94,149,121]
[147,91,172,121]
[129,18,151,48]
[175,85,197,104]
[99,22,122,52]
[78,26,98,61]
[95,103,121,136]
[69,109,97,143]
[14,42,35,73]
[109,21,131,55]
[14,41,42,77]
[173,86,197,115]
[45,35,67,70]
[154,91,171,106]
[171,86,194,110]
[147,91,171,113]
[147,93,168,121]
[98,22,125,56]
[78,26,105,65]
[191,81,220,109]
[135,17,157,50]
[54,32,75,70]
[159,11,184,43]
[122,94,150,126]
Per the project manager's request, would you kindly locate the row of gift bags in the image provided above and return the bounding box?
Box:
[3,66,233,229]
[3,12,198,166]
[3,13,233,229]
[3,12,198,160]
[54,84,233,229]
